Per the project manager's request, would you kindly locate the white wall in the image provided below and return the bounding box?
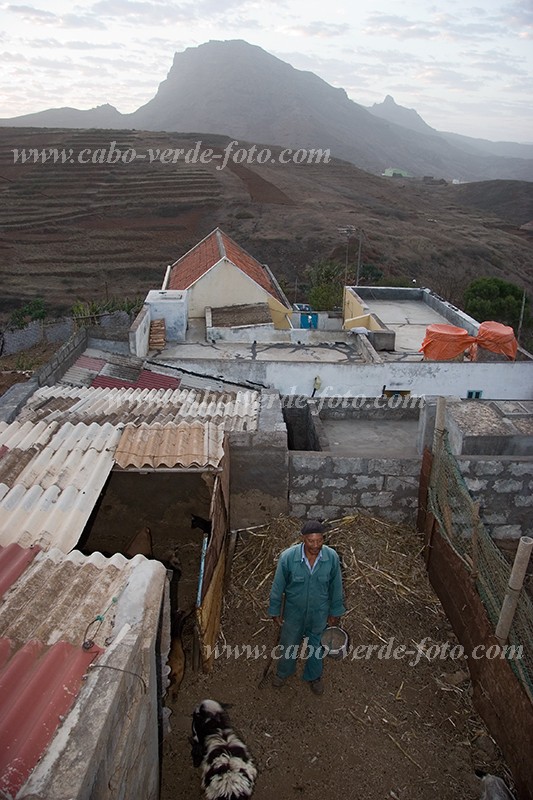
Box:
[160,356,533,400]
[188,259,272,318]
[129,305,151,357]
[207,326,356,345]
[290,312,343,331]
[144,290,188,342]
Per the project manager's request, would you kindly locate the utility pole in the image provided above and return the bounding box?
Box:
[355,229,364,286]
[517,289,527,345]
[338,225,355,286]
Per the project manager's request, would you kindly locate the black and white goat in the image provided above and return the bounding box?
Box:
[190,699,257,799]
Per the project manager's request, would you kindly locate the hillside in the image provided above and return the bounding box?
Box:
[0,127,532,322]
[2,40,533,183]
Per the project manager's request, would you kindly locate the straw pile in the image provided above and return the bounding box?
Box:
[229,513,439,631]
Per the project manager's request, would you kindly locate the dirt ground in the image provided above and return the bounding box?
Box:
[81,472,213,609]
[160,514,511,800]
[0,341,58,396]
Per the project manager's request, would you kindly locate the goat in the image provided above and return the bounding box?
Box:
[479,775,514,800]
[190,699,257,799]
[124,526,153,558]
[167,605,194,700]
[191,514,212,535]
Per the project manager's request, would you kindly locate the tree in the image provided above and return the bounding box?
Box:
[463,278,529,331]
[307,260,344,311]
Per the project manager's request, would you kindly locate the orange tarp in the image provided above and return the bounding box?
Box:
[420,324,476,360]
[420,322,518,361]
[474,321,518,360]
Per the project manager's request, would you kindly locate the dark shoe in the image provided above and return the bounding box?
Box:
[309,678,324,695]
[271,674,286,688]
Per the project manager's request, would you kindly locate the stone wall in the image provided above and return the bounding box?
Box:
[1,318,74,356]
[289,453,421,525]
[458,457,533,539]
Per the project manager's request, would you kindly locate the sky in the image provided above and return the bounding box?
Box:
[0,0,532,142]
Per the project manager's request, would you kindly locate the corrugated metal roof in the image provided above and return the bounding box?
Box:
[0,546,165,797]
[0,543,40,599]
[60,351,180,391]
[17,385,260,429]
[0,638,102,798]
[0,420,121,551]
[115,421,224,469]
[1,384,258,550]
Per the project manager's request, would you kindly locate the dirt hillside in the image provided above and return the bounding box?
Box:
[1,127,532,322]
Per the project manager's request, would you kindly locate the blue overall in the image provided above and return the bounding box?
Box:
[268,543,345,682]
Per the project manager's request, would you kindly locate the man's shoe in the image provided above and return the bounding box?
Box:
[271,674,286,688]
[309,678,324,695]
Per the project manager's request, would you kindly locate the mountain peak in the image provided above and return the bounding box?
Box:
[369,95,437,136]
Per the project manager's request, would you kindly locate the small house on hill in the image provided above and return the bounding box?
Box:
[165,227,291,326]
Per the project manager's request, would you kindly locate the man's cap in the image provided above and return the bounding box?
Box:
[301,520,326,535]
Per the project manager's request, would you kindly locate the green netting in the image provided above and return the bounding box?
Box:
[428,430,533,700]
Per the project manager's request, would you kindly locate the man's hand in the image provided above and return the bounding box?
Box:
[272,616,283,627]
[327,616,340,626]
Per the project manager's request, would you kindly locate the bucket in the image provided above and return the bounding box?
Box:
[320,626,349,660]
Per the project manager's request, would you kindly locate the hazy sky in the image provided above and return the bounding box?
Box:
[1,0,532,141]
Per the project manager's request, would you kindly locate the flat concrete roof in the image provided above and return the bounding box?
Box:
[365,299,450,353]
[163,340,365,363]
[158,320,367,365]
[321,418,420,457]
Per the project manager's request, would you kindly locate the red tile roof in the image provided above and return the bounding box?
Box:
[167,228,289,306]
[0,638,102,797]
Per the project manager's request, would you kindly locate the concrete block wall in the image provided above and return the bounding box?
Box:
[1,319,44,356]
[229,390,289,528]
[458,457,533,539]
[289,453,421,525]
[35,326,88,386]
[1,318,75,356]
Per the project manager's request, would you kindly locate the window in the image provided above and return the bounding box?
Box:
[467,390,483,399]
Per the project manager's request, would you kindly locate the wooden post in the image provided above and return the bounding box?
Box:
[224,530,239,592]
[495,536,533,646]
[471,502,481,584]
[433,396,446,454]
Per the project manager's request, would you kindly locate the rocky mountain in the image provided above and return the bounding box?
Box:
[368,95,533,162]
[1,40,532,182]
[369,95,436,136]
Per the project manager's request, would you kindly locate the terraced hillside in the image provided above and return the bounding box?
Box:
[1,127,532,320]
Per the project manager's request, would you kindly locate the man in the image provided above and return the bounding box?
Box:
[268,520,345,695]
